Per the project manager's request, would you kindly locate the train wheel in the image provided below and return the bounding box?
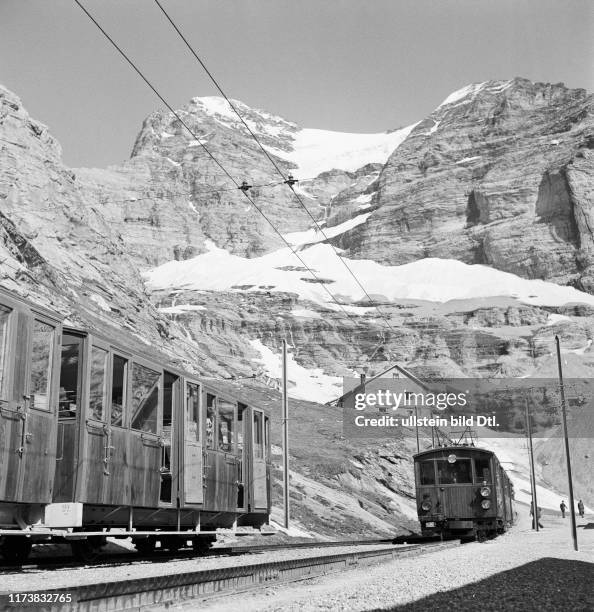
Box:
[0,537,32,564]
[162,536,183,552]
[135,536,156,555]
[71,536,104,563]
[192,536,215,555]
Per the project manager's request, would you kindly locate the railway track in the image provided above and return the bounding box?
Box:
[0,537,398,572]
[0,540,459,611]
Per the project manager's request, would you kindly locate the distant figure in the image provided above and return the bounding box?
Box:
[578,499,585,518]
[530,502,544,529]
[560,500,567,518]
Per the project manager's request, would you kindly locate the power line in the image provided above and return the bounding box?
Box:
[152,0,398,340]
[73,0,362,328]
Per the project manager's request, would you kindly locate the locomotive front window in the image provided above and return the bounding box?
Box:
[186,382,200,441]
[474,457,491,483]
[206,393,216,449]
[30,320,55,411]
[130,363,160,434]
[89,346,108,421]
[111,355,128,427]
[419,460,436,485]
[436,458,472,484]
[0,306,11,397]
[217,399,235,452]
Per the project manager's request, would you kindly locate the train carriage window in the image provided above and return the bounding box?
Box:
[217,399,235,452]
[0,306,11,397]
[111,355,128,427]
[253,411,264,459]
[130,363,160,434]
[474,457,491,483]
[89,346,108,421]
[186,382,200,441]
[419,460,436,485]
[436,458,472,484]
[30,320,55,411]
[264,416,270,460]
[59,334,83,418]
[206,394,216,449]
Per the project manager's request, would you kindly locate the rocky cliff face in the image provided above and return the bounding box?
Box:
[335,79,594,289]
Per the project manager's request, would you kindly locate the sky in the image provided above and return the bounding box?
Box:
[1,0,592,168]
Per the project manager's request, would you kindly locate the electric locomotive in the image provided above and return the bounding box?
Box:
[414,445,514,540]
[0,286,272,562]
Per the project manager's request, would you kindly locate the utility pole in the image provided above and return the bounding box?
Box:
[414,401,420,453]
[282,339,289,529]
[524,397,539,532]
[555,336,578,551]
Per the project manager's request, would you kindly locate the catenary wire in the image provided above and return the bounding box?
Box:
[153,0,399,340]
[73,0,363,327]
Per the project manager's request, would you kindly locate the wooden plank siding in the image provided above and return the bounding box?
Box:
[129,432,160,507]
[53,420,77,501]
[0,406,22,501]
[203,451,239,512]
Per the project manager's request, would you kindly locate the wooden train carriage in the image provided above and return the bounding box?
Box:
[0,290,62,520]
[0,284,272,561]
[414,446,514,539]
[52,326,271,544]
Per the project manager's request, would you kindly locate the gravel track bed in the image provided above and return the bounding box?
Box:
[187,513,594,612]
[0,543,399,592]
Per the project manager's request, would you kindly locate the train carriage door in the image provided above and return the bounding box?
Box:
[236,403,248,511]
[250,409,267,510]
[79,341,110,504]
[53,332,84,502]
[20,316,61,503]
[182,381,203,505]
[0,302,20,501]
[159,372,180,506]
[128,359,161,508]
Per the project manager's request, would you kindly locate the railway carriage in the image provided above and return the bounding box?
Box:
[0,287,272,562]
[414,445,514,540]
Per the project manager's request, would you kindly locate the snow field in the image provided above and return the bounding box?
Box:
[145,240,594,310]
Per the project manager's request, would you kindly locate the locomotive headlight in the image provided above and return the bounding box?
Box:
[480,486,491,497]
[421,501,432,511]
[481,499,491,509]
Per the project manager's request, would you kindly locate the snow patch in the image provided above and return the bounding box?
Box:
[456,156,482,164]
[249,339,342,403]
[265,123,418,178]
[159,304,206,314]
[546,313,571,325]
[145,244,594,310]
[354,193,373,204]
[438,82,486,108]
[291,309,322,319]
[283,212,372,246]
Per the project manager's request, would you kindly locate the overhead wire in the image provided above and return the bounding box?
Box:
[152,0,400,344]
[72,0,362,328]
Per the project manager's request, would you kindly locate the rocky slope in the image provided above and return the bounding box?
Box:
[2,77,593,533]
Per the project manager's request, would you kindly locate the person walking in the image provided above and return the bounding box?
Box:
[560,500,567,518]
[578,499,585,518]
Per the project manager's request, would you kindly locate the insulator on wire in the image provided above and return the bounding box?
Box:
[284,175,298,186]
[238,181,252,192]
